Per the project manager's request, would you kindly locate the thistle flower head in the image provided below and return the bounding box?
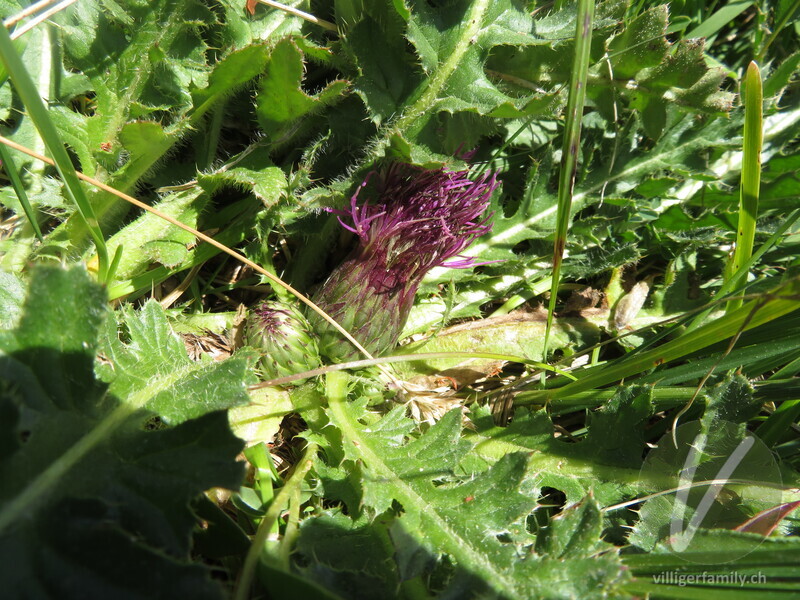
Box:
[335,162,497,278]
[246,300,321,382]
[311,163,499,361]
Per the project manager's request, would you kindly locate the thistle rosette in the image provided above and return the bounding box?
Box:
[246,300,322,382]
[311,163,498,362]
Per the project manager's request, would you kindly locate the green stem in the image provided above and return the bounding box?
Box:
[517,386,697,411]
[279,482,302,571]
[542,0,595,366]
[0,142,43,240]
[233,441,318,600]
[757,0,800,61]
[200,100,226,171]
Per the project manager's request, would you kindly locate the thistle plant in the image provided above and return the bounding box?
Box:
[310,163,498,362]
[246,300,322,381]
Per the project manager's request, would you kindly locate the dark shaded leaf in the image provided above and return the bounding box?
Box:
[0,267,247,599]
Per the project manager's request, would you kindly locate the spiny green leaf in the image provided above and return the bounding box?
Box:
[650,252,706,314]
[62,0,210,152]
[536,496,609,559]
[701,372,761,429]
[452,110,739,266]
[764,51,800,98]
[404,0,545,124]
[630,375,785,553]
[294,512,400,600]
[0,271,25,330]
[531,497,628,599]
[34,0,215,254]
[319,374,629,598]
[100,299,250,424]
[103,188,207,280]
[118,120,177,168]
[190,43,270,119]
[48,105,97,177]
[0,266,245,599]
[608,5,670,79]
[197,150,287,206]
[346,16,421,124]
[256,38,349,134]
[471,155,566,260]
[471,398,649,507]
[583,385,654,468]
[324,383,533,596]
[597,6,735,136]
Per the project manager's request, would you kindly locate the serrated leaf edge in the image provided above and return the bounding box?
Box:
[325,372,527,598]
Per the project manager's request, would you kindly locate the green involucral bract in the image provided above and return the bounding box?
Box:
[246,299,322,381]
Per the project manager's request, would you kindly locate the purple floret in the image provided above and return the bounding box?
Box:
[334,163,497,280]
[252,302,291,336]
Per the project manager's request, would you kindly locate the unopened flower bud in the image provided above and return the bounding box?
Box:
[246,300,321,382]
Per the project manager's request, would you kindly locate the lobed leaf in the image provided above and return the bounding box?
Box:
[310,373,630,598]
[256,38,349,136]
[0,266,248,598]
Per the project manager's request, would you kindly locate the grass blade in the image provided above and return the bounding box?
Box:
[0,141,42,241]
[684,0,755,40]
[542,0,595,365]
[726,61,763,313]
[0,23,110,279]
[524,277,800,402]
